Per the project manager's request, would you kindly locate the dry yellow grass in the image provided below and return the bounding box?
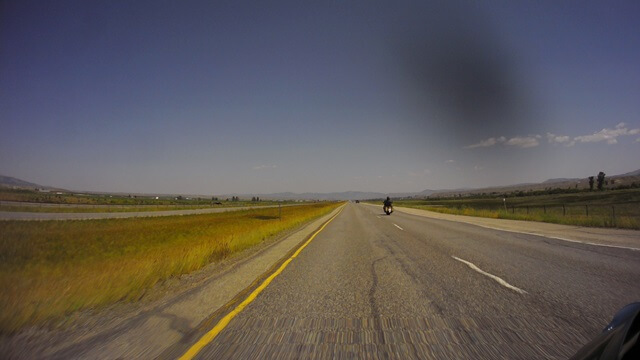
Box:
[406,205,639,229]
[0,205,213,213]
[0,202,341,333]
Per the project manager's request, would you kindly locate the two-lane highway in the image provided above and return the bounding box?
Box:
[184,202,640,359]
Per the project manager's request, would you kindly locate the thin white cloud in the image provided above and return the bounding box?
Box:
[252,164,277,170]
[465,123,640,150]
[466,135,539,149]
[505,135,541,148]
[444,159,455,163]
[546,133,571,144]
[573,122,640,145]
[464,136,505,149]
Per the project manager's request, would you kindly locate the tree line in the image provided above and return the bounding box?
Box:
[427,170,639,200]
[588,171,607,191]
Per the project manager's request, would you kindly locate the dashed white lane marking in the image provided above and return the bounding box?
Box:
[452,256,527,295]
[393,223,404,230]
[376,216,381,219]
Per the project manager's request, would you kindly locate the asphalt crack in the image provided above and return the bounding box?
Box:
[369,257,386,346]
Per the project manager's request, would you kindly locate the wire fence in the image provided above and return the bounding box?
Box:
[448,202,640,226]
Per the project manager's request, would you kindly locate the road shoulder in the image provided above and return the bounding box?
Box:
[362,203,640,250]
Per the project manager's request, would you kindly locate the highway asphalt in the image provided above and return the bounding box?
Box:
[190,202,640,359]
[4,203,639,359]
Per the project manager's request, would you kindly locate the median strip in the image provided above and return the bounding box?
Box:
[452,256,527,295]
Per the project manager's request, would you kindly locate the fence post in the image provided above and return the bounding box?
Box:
[612,206,616,225]
[526,206,529,214]
[543,205,546,214]
[563,204,566,216]
[585,205,588,217]
[512,206,515,214]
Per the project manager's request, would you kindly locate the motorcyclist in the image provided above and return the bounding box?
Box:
[383,196,392,208]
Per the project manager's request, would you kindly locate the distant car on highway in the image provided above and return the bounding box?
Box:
[355,200,360,203]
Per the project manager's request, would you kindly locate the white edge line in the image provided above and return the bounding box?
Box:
[474,225,639,251]
[393,223,404,230]
[452,256,527,295]
[363,203,637,251]
[379,204,640,252]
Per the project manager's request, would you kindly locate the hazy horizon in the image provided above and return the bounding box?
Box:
[3,166,639,197]
[2,1,639,195]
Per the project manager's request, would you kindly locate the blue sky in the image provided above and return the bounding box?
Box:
[1,1,639,194]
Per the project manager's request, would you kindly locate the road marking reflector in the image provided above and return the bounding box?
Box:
[452,256,527,295]
[178,206,345,360]
[393,224,404,230]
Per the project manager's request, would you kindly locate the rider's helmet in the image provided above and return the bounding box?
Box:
[386,196,390,201]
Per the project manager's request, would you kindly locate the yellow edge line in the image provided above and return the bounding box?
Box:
[179,205,345,360]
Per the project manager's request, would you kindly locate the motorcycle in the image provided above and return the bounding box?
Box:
[571,302,640,359]
[383,204,393,215]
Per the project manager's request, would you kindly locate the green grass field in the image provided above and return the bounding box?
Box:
[0,202,342,333]
[388,188,640,230]
[0,205,213,213]
[0,203,281,213]
[0,188,289,207]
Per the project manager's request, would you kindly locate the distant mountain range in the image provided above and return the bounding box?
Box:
[432,169,640,197]
[618,169,640,177]
[2,169,639,200]
[0,175,47,189]
[220,190,437,201]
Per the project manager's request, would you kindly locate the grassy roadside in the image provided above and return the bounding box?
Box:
[402,188,640,207]
[0,202,342,333]
[0,203,279,213]
[364,189,640,230]
[0,205,212,213]
[0,188,296,207]
[391,204,639,230]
